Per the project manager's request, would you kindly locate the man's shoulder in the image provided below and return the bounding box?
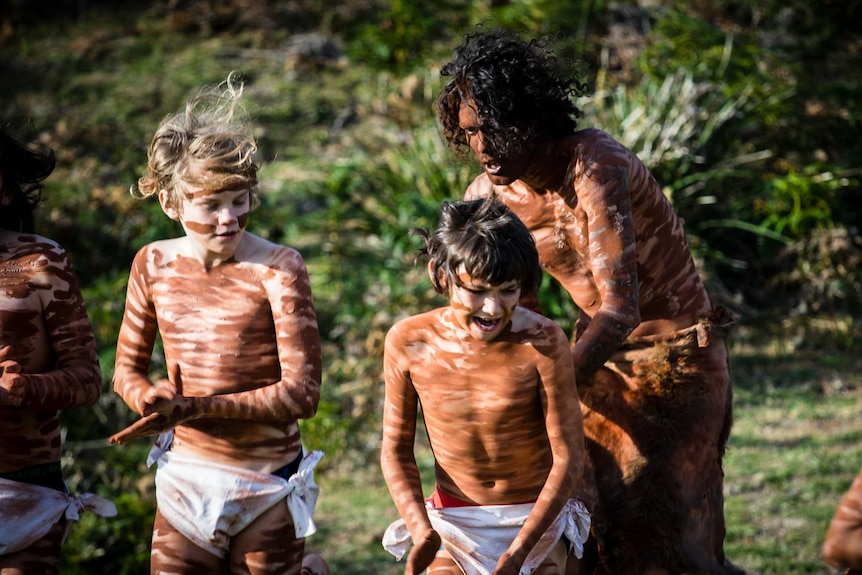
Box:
[572,126,621,149]
[464,172,496,200]
[572,128,639,165]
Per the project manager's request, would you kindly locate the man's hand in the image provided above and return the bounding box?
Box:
[0,345,25,407]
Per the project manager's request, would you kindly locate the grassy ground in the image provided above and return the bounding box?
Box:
[720,324,861,575]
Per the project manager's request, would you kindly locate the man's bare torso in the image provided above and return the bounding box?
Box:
[467,128,712,340]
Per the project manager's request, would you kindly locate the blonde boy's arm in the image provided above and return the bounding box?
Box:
[113,251,159,415]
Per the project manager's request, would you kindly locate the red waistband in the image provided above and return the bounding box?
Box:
[429,486,478,509]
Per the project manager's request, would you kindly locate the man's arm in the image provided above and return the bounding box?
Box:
[569,147,640,379]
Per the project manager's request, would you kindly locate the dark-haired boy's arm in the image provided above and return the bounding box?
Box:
[498,323,584,572]
[380,325,438,574]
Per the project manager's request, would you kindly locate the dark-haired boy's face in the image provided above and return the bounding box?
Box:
[447,266,521,341]
[458,100,530,187]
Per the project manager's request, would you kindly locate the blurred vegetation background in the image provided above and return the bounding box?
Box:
[2,0,861,573]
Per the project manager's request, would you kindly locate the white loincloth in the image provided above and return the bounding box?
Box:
[0,477,117,555]
[148,431,323,558]
[382,498,591,575]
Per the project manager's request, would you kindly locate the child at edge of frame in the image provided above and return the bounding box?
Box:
[0,120,115,574]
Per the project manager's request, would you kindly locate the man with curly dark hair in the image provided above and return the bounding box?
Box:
[436,27,741,575]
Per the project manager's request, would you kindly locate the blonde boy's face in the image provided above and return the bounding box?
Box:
[440,264,521,341]
[159,179,251,263]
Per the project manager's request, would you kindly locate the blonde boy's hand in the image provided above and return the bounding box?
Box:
[110,365,195,444]
[0,345,25,407]
[108,412,169,444]
[139,376,182,416]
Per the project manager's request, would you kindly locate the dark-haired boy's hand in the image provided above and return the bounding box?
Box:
[405,528,441,575]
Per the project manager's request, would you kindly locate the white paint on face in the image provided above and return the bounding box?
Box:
[161,183,251,266]
[448,266,521,342]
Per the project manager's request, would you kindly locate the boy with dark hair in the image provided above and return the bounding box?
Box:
[381,197,589,575]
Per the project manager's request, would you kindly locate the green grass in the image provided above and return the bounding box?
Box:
[307,434,436,575]
[309,473,405,575]
[718,331,862,574]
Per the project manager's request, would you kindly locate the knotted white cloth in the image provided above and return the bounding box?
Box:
[383,498,591,575]
[0,477,117,555]
[148,432,323,558]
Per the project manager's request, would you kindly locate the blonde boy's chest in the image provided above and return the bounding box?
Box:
[148,266,274,342]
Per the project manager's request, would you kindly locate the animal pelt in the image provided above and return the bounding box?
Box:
[575,308,739,575]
